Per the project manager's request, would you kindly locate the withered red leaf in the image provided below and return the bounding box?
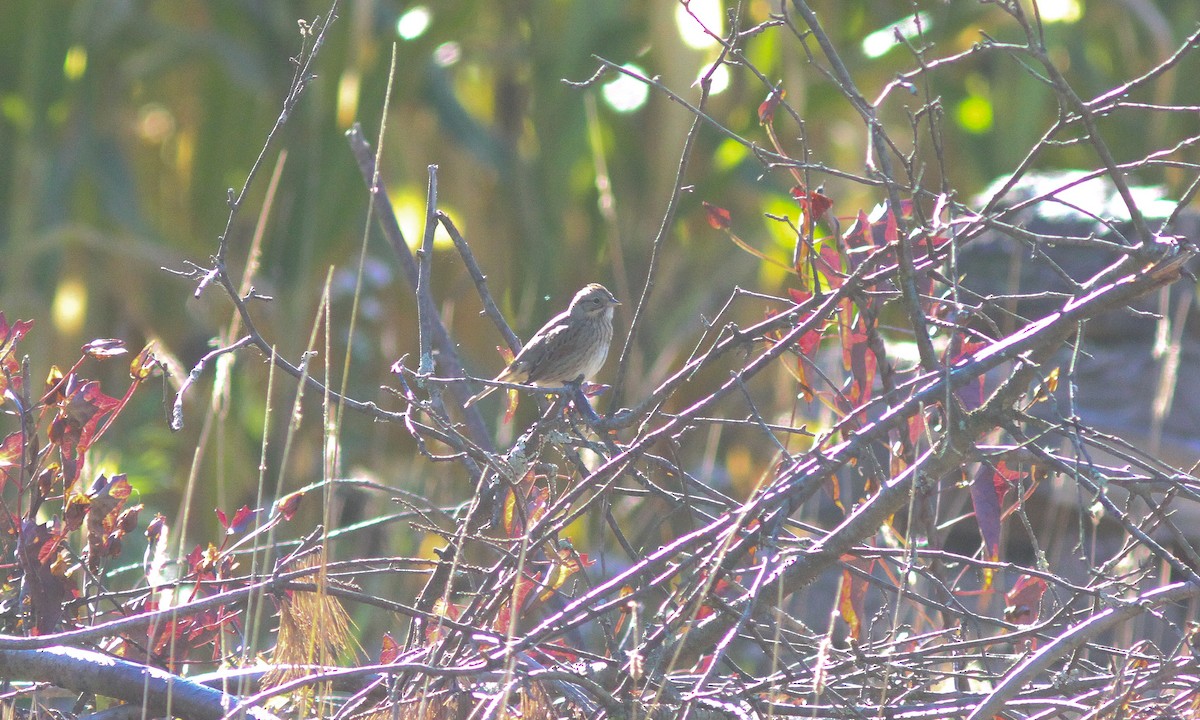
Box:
[116,504,142,534]
[64,492,90,532]
[843,210,875,250]
[130,342,158,380]
[787,288,812,306]
[0,431,23,480]
[792,188,833,221]
[104,474,132,501]
[969,463,1005,563]
[798,328,822,357]
[992,461,1023,507]
[227,505,258,534]
[275,490,305,521]
[884,208,899,244]
[757,87,785,125]
[105,532,123,557]
[43,366,66,404]
[842,320,876,409]
[145,513,167,542]
[0,313,33,350]
[1005,574,1048,625]
[702,201,732,230]
[380,632,401,664]
[0,315,34,395]
[837,554,875,641]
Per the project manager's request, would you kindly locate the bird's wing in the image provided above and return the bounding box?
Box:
[511,311,572,383]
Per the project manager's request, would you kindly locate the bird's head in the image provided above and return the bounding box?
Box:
[569,283,620,318]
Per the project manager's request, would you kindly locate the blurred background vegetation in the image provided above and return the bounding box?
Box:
[2,0,1199,642]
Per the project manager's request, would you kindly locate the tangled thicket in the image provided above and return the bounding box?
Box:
[2,1,1200,719]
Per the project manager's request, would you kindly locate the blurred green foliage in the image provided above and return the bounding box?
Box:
[1,0,1198,640]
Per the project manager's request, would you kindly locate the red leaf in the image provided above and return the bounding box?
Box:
[1005,575,1048,625]
[915,234,951,258]
[215,508,229,530]
[275,490,305,521]
[0,315,33,403]
[19,518,72,633]
[0,314,32,348]
[837,554,875,641]
[105,474,132,501]
[691,654,716,674]
[843,210,875,250]
[992,461,1022,508]
[702,201,732,230]
[884,208,899,244]
[64,492,90,532]
[946,339,987,366]
[757,87,785,125]
[842,318,876,410]
[424,598,461,644]
[969,464,1004,562]
[494,571,539,634]
[0,431,23,485]
[798,328,822,357]
[145,513,167,543]
[130,342,158,380]
[116,505,142,534]
[792,188,833,221]
[104,532,123,558]
[0,314,33,357]
[815,244,844,289]
[380,632,401,664]
[502,388,520,424]
[43,366,66,403]
[49,415,83,485]
[787,288,812,306]
[537,541,588,603]
[185,545,204,572]
[227,505,258,534]
[790,291,824,356]
[907,412,925,446]
[62,380,122,454]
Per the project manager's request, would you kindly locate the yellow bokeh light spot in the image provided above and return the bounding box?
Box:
[388,188,457,251]
[1036,0,1083,23]
[52,277,87,335]
[713,137,748,171]
[175,128,196,190]
[956,94,994,134]
[336,69,361,129]
[726,446,758,498]
[1,95,32,130]
[64,45,87,81]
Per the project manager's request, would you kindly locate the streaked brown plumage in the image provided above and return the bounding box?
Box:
[464,283,619,408]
